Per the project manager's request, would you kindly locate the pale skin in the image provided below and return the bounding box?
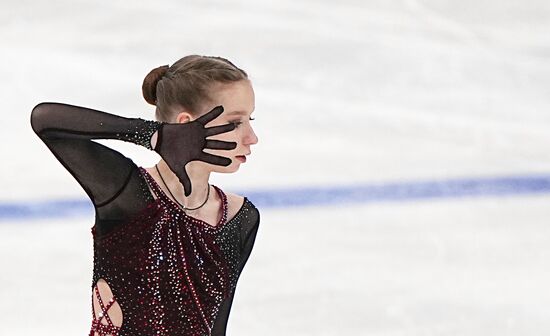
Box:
[92,79,259,334]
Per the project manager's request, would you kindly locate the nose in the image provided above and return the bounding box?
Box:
[243,124,258,146]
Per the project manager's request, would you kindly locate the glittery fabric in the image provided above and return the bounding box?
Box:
[91,168,257,336]
[90,285,122,336]
[31,103,260,336]
[118,119,163,151]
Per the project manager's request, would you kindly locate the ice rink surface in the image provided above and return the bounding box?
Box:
[1,0,550,334]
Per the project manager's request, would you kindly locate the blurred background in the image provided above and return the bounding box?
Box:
[1,0,550,334]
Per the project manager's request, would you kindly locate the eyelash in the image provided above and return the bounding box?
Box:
[231,117,255,128]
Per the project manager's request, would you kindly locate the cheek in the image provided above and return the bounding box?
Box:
[215,131,238,145]
[203,130,239,158]
[207,123,237,143]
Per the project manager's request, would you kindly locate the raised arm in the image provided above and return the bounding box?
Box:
[31,102,161,149]
[31,102,238,234]
[30,102,165,233]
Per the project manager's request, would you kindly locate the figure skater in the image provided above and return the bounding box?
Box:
[30,55,260,336]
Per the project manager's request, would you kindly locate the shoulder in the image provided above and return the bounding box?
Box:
[224,191,246,220]
[222,190,259,223]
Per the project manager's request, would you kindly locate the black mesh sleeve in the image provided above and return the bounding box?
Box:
[211,207,260,335]
[30,102,162,234]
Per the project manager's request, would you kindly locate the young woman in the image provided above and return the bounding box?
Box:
[30,55,260,336]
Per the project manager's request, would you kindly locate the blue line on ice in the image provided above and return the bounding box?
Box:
[2,174,550,220]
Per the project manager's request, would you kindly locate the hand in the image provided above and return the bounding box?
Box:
[153,106,237,196]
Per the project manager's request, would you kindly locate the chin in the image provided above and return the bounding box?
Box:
[212,164,239,174]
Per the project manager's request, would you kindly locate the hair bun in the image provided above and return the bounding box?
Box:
[142,65,169,106]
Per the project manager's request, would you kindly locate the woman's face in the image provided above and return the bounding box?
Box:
[195,80,258,173]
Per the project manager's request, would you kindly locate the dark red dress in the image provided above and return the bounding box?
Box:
[31,103,260,336]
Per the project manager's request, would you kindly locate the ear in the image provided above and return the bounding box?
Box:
[176,111,193,123]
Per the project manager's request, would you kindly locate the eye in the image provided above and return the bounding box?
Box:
[231,117,255,128]
[231,121,243,128]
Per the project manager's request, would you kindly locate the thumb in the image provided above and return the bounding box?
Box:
[176,166,192,197]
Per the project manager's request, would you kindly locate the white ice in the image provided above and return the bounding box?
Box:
[1,0,550,335]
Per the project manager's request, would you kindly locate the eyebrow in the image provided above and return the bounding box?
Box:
[226,110,252,116]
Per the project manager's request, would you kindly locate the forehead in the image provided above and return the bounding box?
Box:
[213,81,255,114]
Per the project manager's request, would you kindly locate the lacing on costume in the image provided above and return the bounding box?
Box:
[89,285,121,336]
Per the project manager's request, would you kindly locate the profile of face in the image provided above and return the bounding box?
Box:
[177,80,258,173]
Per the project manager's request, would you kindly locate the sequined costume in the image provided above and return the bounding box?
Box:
[90,283,122,335]
[31,103,260,336]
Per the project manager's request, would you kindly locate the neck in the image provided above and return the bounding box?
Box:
[156,160,211,210]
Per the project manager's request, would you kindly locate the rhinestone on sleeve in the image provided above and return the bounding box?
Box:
[116,119,164,150]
